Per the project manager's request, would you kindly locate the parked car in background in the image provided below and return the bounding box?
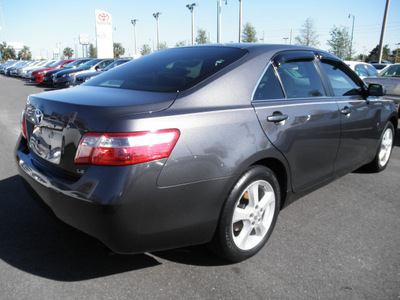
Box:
[42,59,92,85]
[364,63,400,116]
[5,61,29,76]
[345,61,378,79]
[0,61,17,74]
[10,61,35,76]
[53,59,113,88]
[24,60,56,79]
[369,60,392,70]
[15,44,397,262]
[73,59,130,86]
[0,61,17,73]
[17,60,40,77]
[19,60,48,77]
[33,59,76,83]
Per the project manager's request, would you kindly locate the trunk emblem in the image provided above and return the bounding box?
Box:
[34,109,44,126]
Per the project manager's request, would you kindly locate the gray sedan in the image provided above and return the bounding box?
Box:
[15,44,397,262]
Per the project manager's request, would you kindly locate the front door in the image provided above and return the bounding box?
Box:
[252,51,341,193]
[318,58,382,173]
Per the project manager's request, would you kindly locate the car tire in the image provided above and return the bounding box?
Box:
[366,122,395,172]
[210,165,280,262]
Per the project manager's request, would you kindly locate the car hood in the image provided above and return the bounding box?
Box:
[76,71,101,79]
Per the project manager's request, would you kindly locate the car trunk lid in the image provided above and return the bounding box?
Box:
[24,86,177,176]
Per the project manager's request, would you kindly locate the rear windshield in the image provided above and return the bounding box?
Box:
[84,47,247,92]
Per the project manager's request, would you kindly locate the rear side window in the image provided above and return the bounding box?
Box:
[320,60,362,96]
[276,60,326,98]
[85,47,247,92]
[253,66,284,100]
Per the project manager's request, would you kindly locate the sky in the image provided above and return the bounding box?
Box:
[0,0,399,59]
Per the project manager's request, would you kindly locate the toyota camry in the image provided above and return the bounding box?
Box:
[15,44,397,262]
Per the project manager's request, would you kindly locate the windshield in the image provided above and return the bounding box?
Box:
[85,47,247,92]
[379,64,400,77]
[103,60,129,71]
[79,59,102,69]
[63,60,80,68]
[48,60,65,68]
[43,61,55,67]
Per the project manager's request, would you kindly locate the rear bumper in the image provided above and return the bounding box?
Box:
[15,135,227,254]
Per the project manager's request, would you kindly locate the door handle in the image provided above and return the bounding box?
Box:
[341,106,351,115]
[267,114,288,123]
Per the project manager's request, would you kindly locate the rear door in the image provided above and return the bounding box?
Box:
[252,51,341,193]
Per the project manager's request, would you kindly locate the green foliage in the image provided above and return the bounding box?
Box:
[18,46,32,60]
[175,40,187,47]
[242,22,257,43]
[327,25,351,60]
[88,43,97,58]
[159,41,168,50]
[0,42,17,61]
[113,42,125,58]
[367,44,391,62]
[294,18,319,47]
[392,48,400,63]
[196,28,209,44]
[63,47,74,59]
[140,44,152,56]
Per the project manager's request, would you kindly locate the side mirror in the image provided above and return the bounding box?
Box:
[95,65,100,71]
[367,84,386,97]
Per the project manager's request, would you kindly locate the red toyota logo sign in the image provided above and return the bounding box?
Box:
[98,13,109,21]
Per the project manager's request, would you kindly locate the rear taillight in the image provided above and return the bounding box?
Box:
[74,129,180,166]
[21,109,27,139]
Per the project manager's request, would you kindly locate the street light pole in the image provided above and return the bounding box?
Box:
[131,19,139,57]
[186,3,199,45]
[217,0,221,43]
[283,37,288,44]
[348,14,355,60]
[378,0,391,64]
[238,0,242,43]
[0,3,7,43]
[153,12,162,51]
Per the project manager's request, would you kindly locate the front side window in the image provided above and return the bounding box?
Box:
[276,60,326,98]
[320,60,362,96]
[253,65,284,100]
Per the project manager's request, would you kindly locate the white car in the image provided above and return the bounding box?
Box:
[345,61,378,79]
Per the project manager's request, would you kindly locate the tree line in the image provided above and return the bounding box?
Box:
[2,20,399,62]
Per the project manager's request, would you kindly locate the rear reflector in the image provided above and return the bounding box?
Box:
[74,129,180,166]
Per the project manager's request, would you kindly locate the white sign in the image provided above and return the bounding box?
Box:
[79,34,90,45]
[95,9,113,58]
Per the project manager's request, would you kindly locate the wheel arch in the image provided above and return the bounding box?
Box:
[250,157,289,208]
[389,115,398,141]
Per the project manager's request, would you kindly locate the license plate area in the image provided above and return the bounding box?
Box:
[29,126,63,164]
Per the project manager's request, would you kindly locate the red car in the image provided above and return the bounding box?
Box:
[33,59,76,83]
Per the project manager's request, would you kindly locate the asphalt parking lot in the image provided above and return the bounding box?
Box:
[0,75,399,299]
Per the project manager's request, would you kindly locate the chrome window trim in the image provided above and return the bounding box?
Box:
[252,53,331,103]
[252,96,334,104]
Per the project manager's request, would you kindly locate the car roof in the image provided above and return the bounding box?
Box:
[344,61,373,67]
